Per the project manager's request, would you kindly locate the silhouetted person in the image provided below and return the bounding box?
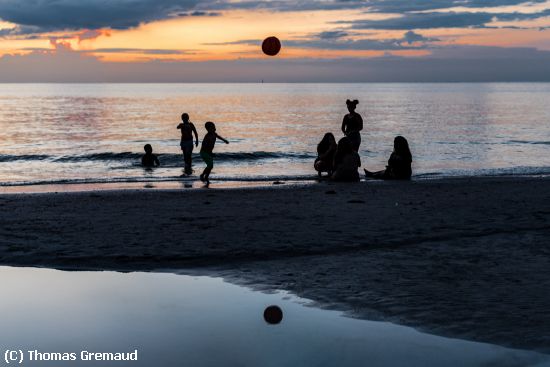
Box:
[341,99,363,152]
[314,132,337,177]
[332,137,361,182]
[364,136,412,180]
[200,121,229,185]
[141,144,160,167]
[177,113,199,175]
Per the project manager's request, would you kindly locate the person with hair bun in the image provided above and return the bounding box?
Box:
[341,99,363,152]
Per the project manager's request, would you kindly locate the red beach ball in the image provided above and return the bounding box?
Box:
[262,36,281,56]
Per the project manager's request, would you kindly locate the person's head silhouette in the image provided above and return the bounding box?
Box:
[322,132,336,146]
[394,136,411,157]
[346,99,359,113]
[181,113,189,123]
[337,136,353,155]
[205,121,216,132]
[144,144,153,154]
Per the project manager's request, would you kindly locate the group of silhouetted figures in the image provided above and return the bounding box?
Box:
[142,99,412,184]
[314,99,412,182]
[141,113,228,185]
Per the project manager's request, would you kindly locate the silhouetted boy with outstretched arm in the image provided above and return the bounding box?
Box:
[199,121,228,184]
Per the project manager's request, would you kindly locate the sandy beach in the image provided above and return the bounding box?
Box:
[1,176,550,352]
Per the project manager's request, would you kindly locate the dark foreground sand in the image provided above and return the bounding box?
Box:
[1,177,550,352]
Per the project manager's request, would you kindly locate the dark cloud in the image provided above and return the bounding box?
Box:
[196,0,368,12]
[317,30,349,39]
[363,0,548,13]
[0,0,548,36]
[402,31,439,45]
[347,10,550,30]
[0,0,199,33]
[0,24,42,37]
[178,11,221,17]
[286,30,439,50]
[349,12,492,30]
[200,0,549,14]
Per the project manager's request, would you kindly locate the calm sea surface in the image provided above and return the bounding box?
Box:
[1,83,549,189]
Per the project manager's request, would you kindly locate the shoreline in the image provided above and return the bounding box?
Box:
[1,176,550,352]
[0,179,314,194]
[1,172,550,194]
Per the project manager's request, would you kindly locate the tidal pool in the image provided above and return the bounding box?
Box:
[0,266,548,367]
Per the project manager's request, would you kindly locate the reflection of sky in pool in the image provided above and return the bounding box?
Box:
[1,266,549,367]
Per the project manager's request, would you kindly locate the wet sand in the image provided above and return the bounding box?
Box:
[1,176,549,352]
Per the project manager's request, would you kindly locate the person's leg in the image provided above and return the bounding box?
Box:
[349,132,361,152]
[314,159,323,176]
[184,142,186,168]
[183,142,193,174]
[203,167,212,182]
[205,156,214,183]
[200,152,214,183]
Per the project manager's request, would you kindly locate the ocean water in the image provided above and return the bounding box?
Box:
[0,83,549,189]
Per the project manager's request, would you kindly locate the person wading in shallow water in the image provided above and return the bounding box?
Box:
[177,113,199,175]
[341,99,363,152]
[141,144,160,168]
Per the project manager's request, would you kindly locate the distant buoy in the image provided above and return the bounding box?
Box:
[262,36,281,56]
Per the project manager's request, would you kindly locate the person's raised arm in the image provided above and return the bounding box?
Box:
[191,123,199,147]
[216,133,229,144]
[177,123,183,130]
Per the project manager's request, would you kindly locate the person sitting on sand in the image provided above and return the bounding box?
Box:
[141,144,160,168]
[314,132,337,177]
[331,137,361,182]
[364,136,412,180]
[177,113,199,175]
[341,99,363,152]
[200,121,229,184]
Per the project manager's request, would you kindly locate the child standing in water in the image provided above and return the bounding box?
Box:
[200,121,229,184]
[177,113,199,175]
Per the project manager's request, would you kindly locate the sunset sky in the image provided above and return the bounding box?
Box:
[1,0,549,81]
